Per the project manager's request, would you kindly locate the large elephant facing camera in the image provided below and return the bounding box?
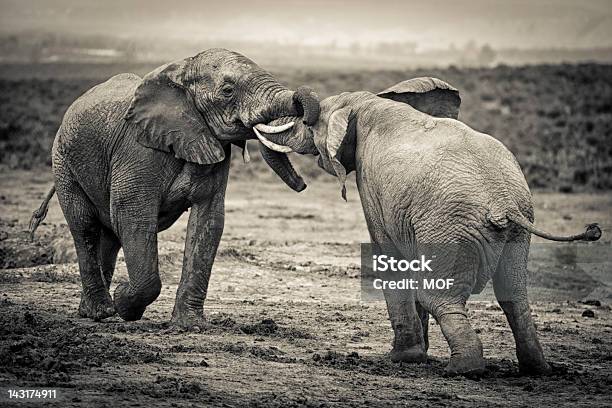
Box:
[254,78,602,376]
[30,48,320,327]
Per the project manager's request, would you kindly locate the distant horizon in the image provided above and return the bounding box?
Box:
[5,28,612,52]
[1,0,611,51]
[2,28,611,69]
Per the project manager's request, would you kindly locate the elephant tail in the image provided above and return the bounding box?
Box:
[505,212,602,242]
[29,185,56,242]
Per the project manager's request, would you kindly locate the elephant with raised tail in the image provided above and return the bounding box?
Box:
[29,48,320,327]
[253,78,602,376]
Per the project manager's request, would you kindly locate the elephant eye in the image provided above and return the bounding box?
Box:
[221,85,234,97]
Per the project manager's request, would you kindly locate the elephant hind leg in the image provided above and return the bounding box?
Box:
[418,244,485,377]
[493,234,550,375]
[370,236,427,364]
[436,310,484,376]
[383,282,428,363]
[99,227,121,290]
[416,302,429,352]
[55,177,115,321]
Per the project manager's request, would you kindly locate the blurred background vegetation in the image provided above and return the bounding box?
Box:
[0,62,610,192]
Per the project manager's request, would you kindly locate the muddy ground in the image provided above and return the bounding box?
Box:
[1,169,611,407]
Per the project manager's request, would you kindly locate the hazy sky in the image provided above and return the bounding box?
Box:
[1,0,611,49]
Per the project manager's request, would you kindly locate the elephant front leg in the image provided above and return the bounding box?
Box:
[114,222,162,321]
[171,198,225,328]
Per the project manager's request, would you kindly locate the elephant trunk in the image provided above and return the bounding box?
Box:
[293,86,320,125]
[259,144,306,192]
[254,86,319,125]
[247,83,319,192]
[252,87,319,154]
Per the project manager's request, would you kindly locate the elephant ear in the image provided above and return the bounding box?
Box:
[377,77,461,119]
[315,106,356,201]
[125,59,225,165]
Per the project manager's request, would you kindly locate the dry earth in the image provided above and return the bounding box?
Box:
[1,168,611,407]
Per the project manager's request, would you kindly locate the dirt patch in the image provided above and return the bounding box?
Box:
[239,318,314,340]
[2,63,612,191]
[0,218,52,269]
[1,171,611,407]
[112,376,208,400]
[0,218,77,269]
[0,299,164,386]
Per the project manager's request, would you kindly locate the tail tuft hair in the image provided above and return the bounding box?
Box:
[583,223,602,241]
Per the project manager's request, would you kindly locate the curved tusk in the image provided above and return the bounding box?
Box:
[253,127,293,153]
[254,121,295,134]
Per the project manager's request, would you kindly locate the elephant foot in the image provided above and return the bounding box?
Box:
[519,359,551,376]
[78,291,116,321]
[113,283,149,322]
[170,308,206,331]
[389,345,427,363]
[444,354,486,378]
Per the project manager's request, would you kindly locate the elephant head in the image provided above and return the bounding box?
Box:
[253,77,461,197]
[124,48,320,192]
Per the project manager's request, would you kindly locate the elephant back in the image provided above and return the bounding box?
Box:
[56,73,142,151]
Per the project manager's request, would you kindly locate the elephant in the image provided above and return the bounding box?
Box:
[29,48,320,327]
[251,77,602,376]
